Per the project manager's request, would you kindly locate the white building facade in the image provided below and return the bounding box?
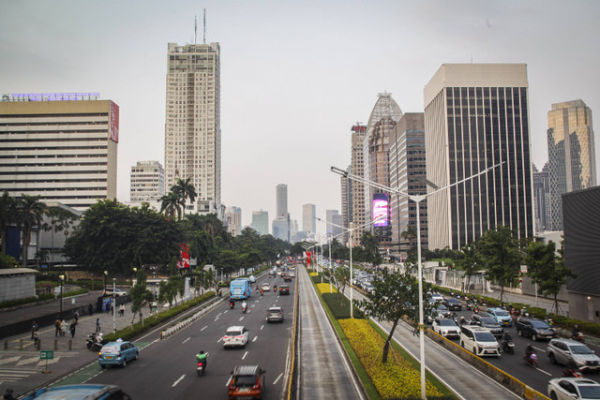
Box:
[130,161,164,203]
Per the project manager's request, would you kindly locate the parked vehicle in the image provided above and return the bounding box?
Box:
[98,340,139,368]
[223,326,249,348]
[516,318,556,341]
[22,384,131,400]
[228,365,266,400]
[459,325,500,357]
[266,306,284,323]
[486,308,513,327]
[547,338,600,372]
[547,377,600,400]
[432,318,460,339]
[230,279,252,300]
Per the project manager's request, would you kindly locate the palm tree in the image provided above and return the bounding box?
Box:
[172,177,197,216]
[0,191,16,254]
[160,192,181,221]
[15,195,47,267]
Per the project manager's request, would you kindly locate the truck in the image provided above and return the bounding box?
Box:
[230,278,252,300]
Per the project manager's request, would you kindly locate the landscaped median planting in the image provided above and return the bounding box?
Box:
[340,319,445,400]
[309,271,318,277]
[316,283,337,294]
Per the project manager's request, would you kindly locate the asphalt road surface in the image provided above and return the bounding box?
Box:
[89,274,295,399]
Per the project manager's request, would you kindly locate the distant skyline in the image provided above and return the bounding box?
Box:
[2,1,599,235]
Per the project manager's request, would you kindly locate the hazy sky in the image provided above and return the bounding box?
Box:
[2,1,599,234]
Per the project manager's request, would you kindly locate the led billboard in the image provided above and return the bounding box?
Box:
[372,193,389,227]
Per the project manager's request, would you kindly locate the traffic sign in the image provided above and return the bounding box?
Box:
[40,350,54,360]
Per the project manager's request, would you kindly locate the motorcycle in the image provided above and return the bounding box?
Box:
[196,353,209,376]
[501,339,515,354]
[241,303,247,313]
[86,332,106,352]
[524,352,538,367]
[562,368,583,378]
[572,332,585,343]
[229,301,235,309]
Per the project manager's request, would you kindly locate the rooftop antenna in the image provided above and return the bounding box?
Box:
[203,9,206,44]
[194,15,197,44]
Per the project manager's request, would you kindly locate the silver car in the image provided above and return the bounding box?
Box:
[547,338,600,372]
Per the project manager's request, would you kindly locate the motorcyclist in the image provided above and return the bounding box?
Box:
[196,350,208,369]
[459,316,466,326]
[572,324,580,338]
[229,299,235,309]
[241,301,247,312]
[502,331,513,342]
[260,288,264,296]
[525,343,535,361]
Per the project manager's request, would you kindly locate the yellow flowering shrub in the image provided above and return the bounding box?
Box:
[316,283,337,294]
[309,272,318,277]
[339,319,442,399]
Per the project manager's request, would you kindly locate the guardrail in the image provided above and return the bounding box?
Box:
[160,296,224,340]
[425,328,550,400]
[286,265,300,400]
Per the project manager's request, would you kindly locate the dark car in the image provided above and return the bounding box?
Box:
[22,384,131,400]
[283,274,292,282]
[279,285,290,295]
[443,297,462,311]
[516,318,556,341]
[470,314,504,338]
[228,365,266,400]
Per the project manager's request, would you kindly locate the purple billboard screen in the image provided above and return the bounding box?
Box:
[372,194,389,227]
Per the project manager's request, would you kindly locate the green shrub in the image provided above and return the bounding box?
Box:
[0,293,54,309]
[64,288,88,298]
[549,314,600,336]
[322,292,364,319]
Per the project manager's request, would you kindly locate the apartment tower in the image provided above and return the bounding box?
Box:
[424,64,534,249]
[164,42,221,214]
[350,124,367,244]
[130,161,164,203]
[302,204,316,235]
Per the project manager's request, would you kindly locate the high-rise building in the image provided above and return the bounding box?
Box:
[547,100,596,231]
[389,113,427,255]
[164,42,221,214]
[272,217,289,242]
[326,210,343,238]
[424,64,534,249]
[350,124,367,244]
[0,96,118,211]
[533,163,550,233]
[302,204,316,234]
[130,161,164,203]
[276,184,288,218]
[251,210,269,235]
[363,93,402,247]
[225,206,242,236]
[340,166,352,245]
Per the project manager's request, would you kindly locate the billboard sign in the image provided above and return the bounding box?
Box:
[109,101,119,143]
[372,193,389,227]
[177,243,190,269]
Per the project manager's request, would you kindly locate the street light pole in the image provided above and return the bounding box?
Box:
[328,234,332,293]
[59,274,64,318]
[112,278,116,333]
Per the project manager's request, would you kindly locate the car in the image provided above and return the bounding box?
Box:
[430,293,444,303]
[261,282,271,291]
[516,318,556,341]
[98,340,139,368]
[248,275,256,283]
[547,377,600,400]
[279,285,290,295]
[266,306,284,323]
[223,326,250,348]
[470,314,504,338]
[486,308,513,327]
[283,274,292,282]
[432,318,461,339]
[289,271,296,277]
[104,288,127,297]
[459,325,500,357]
[547,338,600,372]
[22,384,131,400]
[228,365,266,400]
[443,297,462,311]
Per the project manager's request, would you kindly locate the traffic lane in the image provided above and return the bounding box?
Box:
[298,265,365,400]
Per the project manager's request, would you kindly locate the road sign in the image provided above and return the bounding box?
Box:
[40,350,54,360]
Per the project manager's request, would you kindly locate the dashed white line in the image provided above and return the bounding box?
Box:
[182,337,191,344]
[217,337,223,343]
[239,316,244,321]
[260,324,264,330]
[172,374,185,387]
[223,310,228,313]
[536,367,552,376]
[242,351,248,360]
[533,346,545,352]
[252,336,257,343]
[273,372,283,385]
[225,377,232,387]
[201,326,207,332]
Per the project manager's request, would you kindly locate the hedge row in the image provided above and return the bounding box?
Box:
[0,293,55,309]
[103,291,215,342]
[322,292,364,319]
[63,288,88,298]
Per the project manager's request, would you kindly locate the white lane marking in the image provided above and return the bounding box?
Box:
[225,377,232,387]
[239,316,244,321]
[251,304,256,308]
[217,337,223,343]
[172,374,185,387]
[223,310,228,314]
[533,345,545,352]
[182,337,191,344]
[273,372,283,385]
[201,326,207,332]
[242,351,248,360]
[255,300,259,303]
[260,324,264,330]
[536,367,552,376]
[252,336,258,342]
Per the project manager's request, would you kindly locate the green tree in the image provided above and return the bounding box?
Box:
[172,177,197,215]
[525,240,575,314]
[477,226,522,303]
[0,192,16,254]
[160,192,181,221]
[15,195,48,267]
[360,232,382,266]
[454,244,482,293]
[129,269,153,325]
[0,252,18,269]
[333,265,350,296]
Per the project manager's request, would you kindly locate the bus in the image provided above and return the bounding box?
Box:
[230,278,252,300]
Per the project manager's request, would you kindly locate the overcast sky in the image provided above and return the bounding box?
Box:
[2,1,599,234]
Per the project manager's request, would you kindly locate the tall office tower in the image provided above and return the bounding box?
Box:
[424,64,534,250]
[350,124,367,244]
[302,204,316,234]
[325,210,343,238]
[272,217,289,242]
[363,93,402,247]
[290,219,298,242]
[276,184,288,217]
[533,163,550,233]
[332,213,344,239]
[164,42,221,214]
[547,100,596,231]
[0,96,118,211]
[130,161,164,202]
[340,165,352,245]
[225,206,242,236]
[389,113,427,256]
[251,210,269,235]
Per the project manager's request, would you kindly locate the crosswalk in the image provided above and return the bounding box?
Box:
[0,353,64,384]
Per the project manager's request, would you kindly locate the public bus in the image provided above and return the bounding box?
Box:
[230,278,252,300]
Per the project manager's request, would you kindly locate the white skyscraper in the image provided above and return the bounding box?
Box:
[302,204,316,234]
[164,42,221,214]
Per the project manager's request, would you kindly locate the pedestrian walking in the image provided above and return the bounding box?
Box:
[69,321,76,338]
[119,304,125,317]
[55,319,61,337]
[73,310,79,323]
[88,303,93,315]
[61,319,67,337]
[95,318,101,333]
[31,320,39,339]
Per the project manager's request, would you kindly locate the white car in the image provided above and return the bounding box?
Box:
[222,326,249,348]
[261,282,271,291]
[430,293,444,303]
[248,275,256,283]
[432,318,460,339]
[459,325,500,357]
[547,377,600,400]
